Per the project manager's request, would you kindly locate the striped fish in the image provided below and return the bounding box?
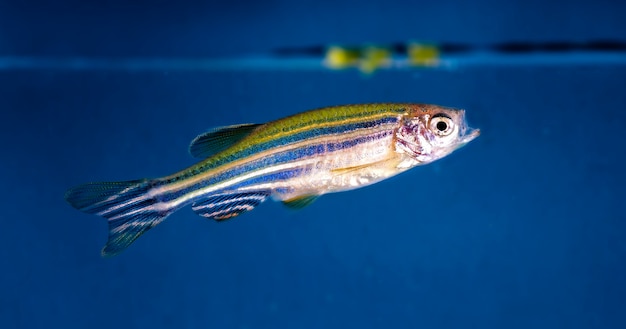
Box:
[65,103,480,256]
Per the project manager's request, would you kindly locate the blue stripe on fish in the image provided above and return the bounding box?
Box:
[226,116,397,160]
[158,129,393,203]
[178,116,400,179]
[191,166,312,220]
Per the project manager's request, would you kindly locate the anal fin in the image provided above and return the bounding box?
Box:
[192,191,270,221]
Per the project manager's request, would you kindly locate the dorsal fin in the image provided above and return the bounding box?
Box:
[189,123,262,159]
[191,191,270,221]
[281,195,320,209]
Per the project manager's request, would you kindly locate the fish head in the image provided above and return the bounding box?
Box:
[395,104,480,165]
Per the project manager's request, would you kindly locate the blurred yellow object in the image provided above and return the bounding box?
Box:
[324,46,361,69]
[325,43,438,73]
[359,46,392,73]
[324,45,392,73]
[407,43,440,67]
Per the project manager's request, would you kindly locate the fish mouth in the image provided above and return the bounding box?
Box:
[456,110,480,147]
[458,126,480,147]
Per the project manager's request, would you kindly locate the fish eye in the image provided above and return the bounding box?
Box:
[430,114,454,136]
[436,121,448,131]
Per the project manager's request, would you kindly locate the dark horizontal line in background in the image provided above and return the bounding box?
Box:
[273,40,626,56]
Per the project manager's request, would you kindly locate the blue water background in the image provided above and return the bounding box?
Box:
[1,0,625,328]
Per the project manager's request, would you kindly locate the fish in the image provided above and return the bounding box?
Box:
[65,103,480,256]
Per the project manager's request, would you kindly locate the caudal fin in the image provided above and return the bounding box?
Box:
[64,179,171,256]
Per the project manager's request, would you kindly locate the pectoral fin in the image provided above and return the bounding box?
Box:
[330,161,386,175]
[281,195,320,209]
[189,123,262,158]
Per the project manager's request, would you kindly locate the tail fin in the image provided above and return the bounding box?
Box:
[64,179,171,257]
